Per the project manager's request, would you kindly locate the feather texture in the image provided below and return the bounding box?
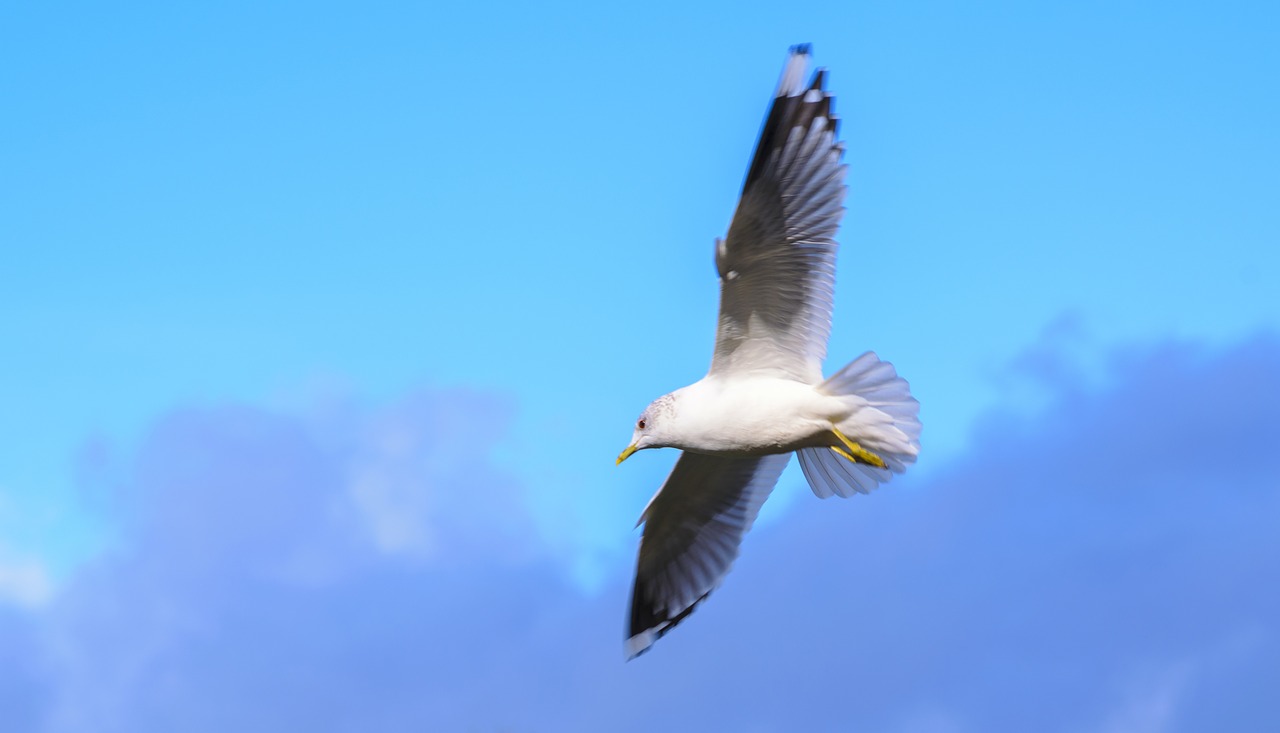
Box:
[710,46,847,383]
[628,452,790,658]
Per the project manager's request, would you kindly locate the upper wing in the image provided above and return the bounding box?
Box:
[627,451,790,658]
[710,44,848,383]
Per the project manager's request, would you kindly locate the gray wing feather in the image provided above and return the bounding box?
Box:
[626,452,791,658]
[711,46,847,382]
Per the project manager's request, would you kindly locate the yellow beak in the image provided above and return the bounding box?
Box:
[616,443,639,465]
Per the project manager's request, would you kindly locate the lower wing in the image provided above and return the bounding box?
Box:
[628,451,791,658]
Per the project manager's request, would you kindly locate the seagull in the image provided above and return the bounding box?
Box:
[615,45,922,659]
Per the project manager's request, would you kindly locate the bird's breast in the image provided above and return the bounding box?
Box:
[672,377,838,457]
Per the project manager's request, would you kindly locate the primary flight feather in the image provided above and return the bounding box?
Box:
[617,44,922,658]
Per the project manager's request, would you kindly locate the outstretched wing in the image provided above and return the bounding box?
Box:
[627,451,790,658]
[711,44,847,383]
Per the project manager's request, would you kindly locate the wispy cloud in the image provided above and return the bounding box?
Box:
[0,552,51,610]
[4,334,1278,731]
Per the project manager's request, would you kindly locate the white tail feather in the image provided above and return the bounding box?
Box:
[799,352,921,499]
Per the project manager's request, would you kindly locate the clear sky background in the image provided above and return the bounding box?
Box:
[2,1,1278,731]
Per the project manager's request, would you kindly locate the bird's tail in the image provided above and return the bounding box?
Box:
[797,352,922,498]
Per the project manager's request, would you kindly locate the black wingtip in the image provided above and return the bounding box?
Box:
[809,68,827,91]
[626,581,712,660]
[790,42,813,56]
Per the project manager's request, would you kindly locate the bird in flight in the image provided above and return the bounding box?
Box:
[616,44,922,659]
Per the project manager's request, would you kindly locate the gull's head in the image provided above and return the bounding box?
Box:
[616,393,679,465]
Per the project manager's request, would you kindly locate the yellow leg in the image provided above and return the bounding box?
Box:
[830,445,858,463]
[831,427,888,469]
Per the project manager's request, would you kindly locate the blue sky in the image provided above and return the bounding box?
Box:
[2,1,1278,730]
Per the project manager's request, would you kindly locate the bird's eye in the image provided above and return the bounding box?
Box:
[637,418,647,430]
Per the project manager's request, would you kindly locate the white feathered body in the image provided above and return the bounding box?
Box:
[658,375,910,459]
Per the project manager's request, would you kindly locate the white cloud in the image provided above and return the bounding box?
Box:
[1092,660,1194,733]
[347,463,437,559]
[332,388,535,565]
[0,551,53,609]
[1,335,1278,732]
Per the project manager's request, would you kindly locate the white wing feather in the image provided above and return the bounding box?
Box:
[710,46,847,383]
